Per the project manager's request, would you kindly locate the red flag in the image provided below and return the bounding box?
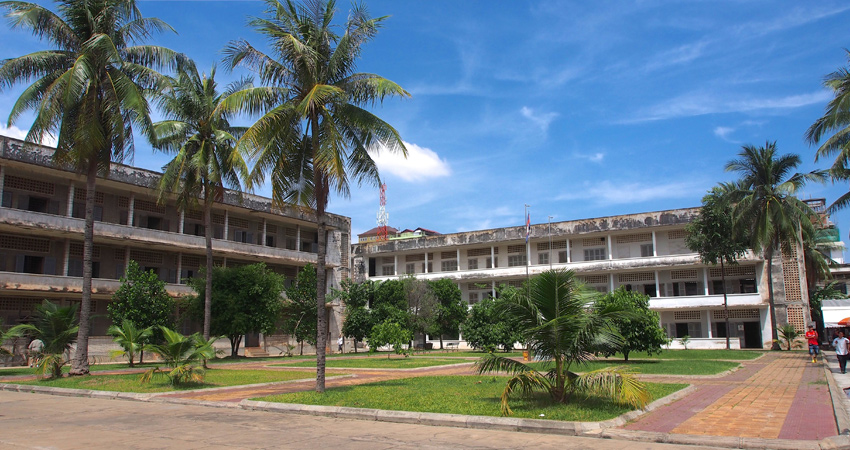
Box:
[525,212,530,242]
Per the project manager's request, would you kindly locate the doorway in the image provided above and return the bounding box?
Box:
[743,322,762,348]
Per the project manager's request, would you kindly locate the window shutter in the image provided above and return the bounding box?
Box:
[43,257,56,275]
[14,255,24,273]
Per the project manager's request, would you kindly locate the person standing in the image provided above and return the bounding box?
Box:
[27,338,44,368]
[835,332,850,374]
[806,325,819,363]
[337,336,343,353]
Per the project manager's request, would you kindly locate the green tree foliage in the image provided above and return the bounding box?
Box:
[371,279,411,333]
[336,279,375,353]
[462,295,520,353]
[106,320,152,368]
[9,301,79,379]
[404,276,437,348]
[368,320,412,359]
[187,264,284,356]
[685,187,749,349]
[141,327,206,386]
[596,288,667,361]
[0,0,178,375]
[153,59,252,341]
[108,260,175,362]
[428,279,467,349]
[283,264,318,355]
[223,0,409,392]
[476,270,650,416]
[725,142,822,349]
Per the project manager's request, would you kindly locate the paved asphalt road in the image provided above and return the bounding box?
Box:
[0,391,731,450]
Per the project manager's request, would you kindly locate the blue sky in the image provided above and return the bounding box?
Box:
[2,0,850,248]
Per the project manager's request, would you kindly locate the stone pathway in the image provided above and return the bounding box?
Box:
[624,353,836,440]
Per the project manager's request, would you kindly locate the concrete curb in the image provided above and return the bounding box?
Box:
[823,357,850,436]
[5,381,850,449]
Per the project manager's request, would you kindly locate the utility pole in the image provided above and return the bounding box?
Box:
[548,215,553,270]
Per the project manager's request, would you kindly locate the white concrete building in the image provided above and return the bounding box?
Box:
[352,208,816,350]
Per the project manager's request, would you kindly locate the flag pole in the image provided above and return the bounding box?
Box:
[524,204,530,282]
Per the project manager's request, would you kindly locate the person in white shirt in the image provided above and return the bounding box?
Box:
[337,336,343,353]
[833,331,850,374]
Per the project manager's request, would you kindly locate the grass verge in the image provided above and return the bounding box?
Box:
[260,375,686,422]
[5,368,315,393]
[602,349,764,360]
[526,359,739,375]
[275,357,468,369]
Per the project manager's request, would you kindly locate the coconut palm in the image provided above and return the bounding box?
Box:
[106,319,152,368]
[0,0,177,375]
[475,269,650,416]
[223,0,409,392]
[152,59,252,341]
[141,327,206,386]
[806,50,850,211]
[724,142,823,350]
[9,301,79,379]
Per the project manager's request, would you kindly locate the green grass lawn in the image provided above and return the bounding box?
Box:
[275,357,468,369]
[260,375,687,422]
[525,358,739,375]
[5,368,316,393]
[604,349,764,360]
[411,351,523,358]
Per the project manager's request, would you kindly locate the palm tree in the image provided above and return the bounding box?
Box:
[223,0,409,392]
[141,327,206,386]
[9,301,79,379]
[724,142,823,350]
[806,49,850,211]
[106,319,152,368]
[152,59,251,341]
[475,270,650,416]
[0,0,177,375]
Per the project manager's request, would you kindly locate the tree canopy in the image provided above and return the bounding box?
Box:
[595,288,667,361]
[108,260,175,346]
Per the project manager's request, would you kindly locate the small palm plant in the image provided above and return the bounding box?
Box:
[776,324,803,351]
[678,335,691,350]
[475,269,650,416]
[141,327,206,386]
[107,320,153,368]
[194,335,223,369]
[9,301,79,379]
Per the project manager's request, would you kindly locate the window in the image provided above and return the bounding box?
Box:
[468,292,479,304]
[406,263,416,274]
[486,257,497,268]
[266,235,275,247]
[685,282,700,296]
[381,265,394,276]
[468,259,478,270]
[558,250,568,263]
[584,248,606,261]
[740,278,757,293]
[421,262,433,273]
[643,284,656,297]
[441,260,458,272]
[640,243,654,257]
[146,216,163,230]
[538,252,549,265]
[507,254,527,267]
[26,197,49,213]
[712,280,725,294]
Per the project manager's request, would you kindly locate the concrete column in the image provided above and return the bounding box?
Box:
[705,309,713,338]
[655,270,661,298]
[223,210,229,241]
[566,239,571,263]
[67,185,75,216]
[394,255,398,276]
[176,252,182,285]
[491,280,496,298]
[128,194,135,227]
[222,257,227,268]
[262,219,267,247]
[703,267,710,295]
[0,165,5,207]
[63,239,71,276]
[178,210,185,234]
[424,252,429,274]
[490,246,495,268]
[456,249,461,271]
[651,231,657,256]
[609,274,614,293]
[607,235,613,260]
[296,225,301,252]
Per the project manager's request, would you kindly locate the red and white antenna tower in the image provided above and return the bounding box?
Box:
[377,183,388,242]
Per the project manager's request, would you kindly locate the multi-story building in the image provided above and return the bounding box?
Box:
[0,136,351,352]
[352,208,821,350]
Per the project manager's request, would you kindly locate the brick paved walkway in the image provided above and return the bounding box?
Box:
[625,353,836,440]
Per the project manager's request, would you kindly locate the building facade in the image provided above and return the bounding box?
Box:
[0,136,351,351]
[352,208,816,350]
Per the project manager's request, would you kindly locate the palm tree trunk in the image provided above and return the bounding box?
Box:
[71,163,97,376]
[312,116,328,393]
[203,187,213,341]
[721,259,730,350]
[765,247,781,350]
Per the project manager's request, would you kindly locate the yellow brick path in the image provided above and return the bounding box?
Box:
[670,354,804,438]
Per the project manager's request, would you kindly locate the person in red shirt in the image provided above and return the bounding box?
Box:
[806,325,819,363]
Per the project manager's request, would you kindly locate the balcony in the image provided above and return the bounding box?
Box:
[0,271,194,298]
[650,293,764,310]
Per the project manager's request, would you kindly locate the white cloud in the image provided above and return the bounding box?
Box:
[556,179,707,206]
[0,124,56,146]
[371,141,451,183]
[627,90,832,123]
[713,126,736,142]
[642,39,710,73]
[574,152,605,163]
[520,106,558,132]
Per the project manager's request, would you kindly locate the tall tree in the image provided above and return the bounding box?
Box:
[404,276,436,348]
[685,187,749,349]
[336,279,374,353]
[153,59,251,341]
[282,264,318,355]
[427,278,467,350]
[724,142,822,349]
[0,0,177,375]
[223,0,409,392]
[806,49,850,211]
[595,288,667,361]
